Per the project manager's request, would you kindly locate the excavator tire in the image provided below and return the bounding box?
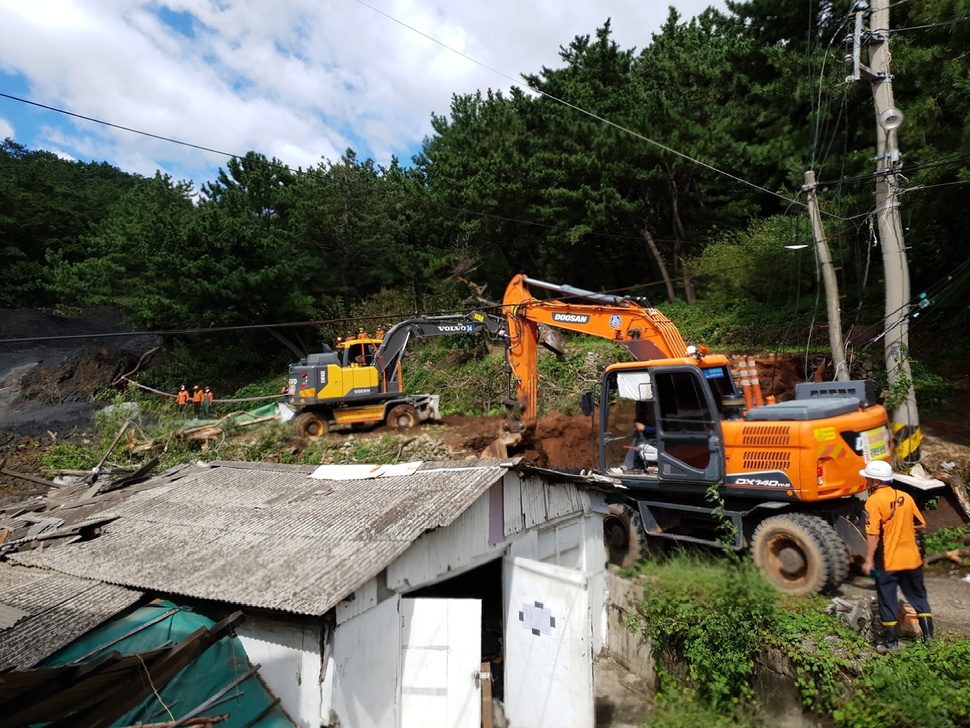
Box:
[787,513,850,593]
[386,404,419,429]
[294,412,329,440]
[751,514,831,597]
[604,504,650,568]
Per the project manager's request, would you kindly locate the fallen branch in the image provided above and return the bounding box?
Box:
[944,473,970,522]
[112,346,161,386]
[925,546,970,565]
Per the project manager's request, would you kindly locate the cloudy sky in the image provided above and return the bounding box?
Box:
[0,0,724,189]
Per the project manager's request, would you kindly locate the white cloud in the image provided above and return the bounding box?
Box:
[0,0,724,186]
[0,117,13,141]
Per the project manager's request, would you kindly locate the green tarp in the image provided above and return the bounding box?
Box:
[39,601,294,728]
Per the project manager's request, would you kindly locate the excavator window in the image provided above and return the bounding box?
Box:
[341,342,377,367]
[603,372,658,474]
[655,371,715,433]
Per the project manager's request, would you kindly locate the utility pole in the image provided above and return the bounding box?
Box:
[858,0,921,465]
[845,0,921,464]
[803,170,849,381]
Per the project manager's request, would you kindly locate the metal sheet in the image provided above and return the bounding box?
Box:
[12,463,507,616]
[0,564,142,670]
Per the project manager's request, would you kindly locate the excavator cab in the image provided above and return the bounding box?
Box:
[601,363,726,488]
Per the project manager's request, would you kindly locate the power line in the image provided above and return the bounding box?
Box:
[816,153,970,187]
[876,17,970,33]
[354,0,808,213]
[0,92,243,162]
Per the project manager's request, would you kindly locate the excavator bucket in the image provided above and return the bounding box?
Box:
[480,430,523,459]
[537,326,567,359]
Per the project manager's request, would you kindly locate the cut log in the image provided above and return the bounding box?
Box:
[945,473,970,522]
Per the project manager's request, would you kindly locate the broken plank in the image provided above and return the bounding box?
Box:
[0,467,54,489]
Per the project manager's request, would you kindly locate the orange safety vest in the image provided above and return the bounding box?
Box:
[177,390,189,405]
[193,389,203,403]
[204,390,214,403]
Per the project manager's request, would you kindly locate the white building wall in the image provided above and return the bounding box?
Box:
[385,494,500,592]
[236,614,322,728]
[320,473,609,727]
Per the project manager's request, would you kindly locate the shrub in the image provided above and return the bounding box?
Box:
[833,641,970,727]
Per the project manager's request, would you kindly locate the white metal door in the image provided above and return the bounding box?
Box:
[400,598,482,728]
[331,595,403,728]
[503,556,593,728]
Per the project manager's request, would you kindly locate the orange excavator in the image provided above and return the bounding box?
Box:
[502,274,688,424]
[500,275,894,596]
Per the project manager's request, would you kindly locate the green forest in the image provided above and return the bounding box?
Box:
[2,0,968,389]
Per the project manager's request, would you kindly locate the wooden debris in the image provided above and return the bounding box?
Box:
[118,716,228,728]
[945,473,970,522]
[925,546,970,565]
[111,346,161,386]
[0,466,54,489]
[80,422,130,500]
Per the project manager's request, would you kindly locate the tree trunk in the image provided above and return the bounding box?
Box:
[266,327,306,359]
[639,225,676,304]
[668,175,696,304]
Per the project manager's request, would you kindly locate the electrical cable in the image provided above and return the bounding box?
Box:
[369,1,820,213]
[0,92,245,163]
[874,17,970,33]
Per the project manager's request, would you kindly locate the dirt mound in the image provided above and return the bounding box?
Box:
[0,307,160,440]
[512,412,594,469]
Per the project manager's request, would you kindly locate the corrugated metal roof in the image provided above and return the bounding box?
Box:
[12,461,508,616]
[0,564,143,670]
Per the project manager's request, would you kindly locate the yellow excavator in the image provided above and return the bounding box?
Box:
[288,312,507,437]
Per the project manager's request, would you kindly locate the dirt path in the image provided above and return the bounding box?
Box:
[838,567,970,638]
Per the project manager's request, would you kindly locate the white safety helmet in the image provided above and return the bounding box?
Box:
[859,460,893,482]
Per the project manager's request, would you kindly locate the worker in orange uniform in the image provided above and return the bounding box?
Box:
[176,384,189,416]
[860,460,934,652]
[202,386,214,418]
[192,385,203,417]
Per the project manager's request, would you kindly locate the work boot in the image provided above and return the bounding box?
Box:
[875,624,899,654]
[918,616,935,643]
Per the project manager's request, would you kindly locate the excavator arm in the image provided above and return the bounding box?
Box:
[375,312,507,389]
[502,274,688,422]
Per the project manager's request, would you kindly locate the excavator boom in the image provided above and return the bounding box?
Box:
[502,274,688,421]
[375,312,507,389]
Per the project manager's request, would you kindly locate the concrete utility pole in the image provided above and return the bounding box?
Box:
[803,170,849,381]
[867,0,921,465]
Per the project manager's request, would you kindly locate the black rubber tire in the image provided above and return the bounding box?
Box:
[788,513,850,593]
[604,504,650,568]
[751,513,831,596]
[386,404,419,429]
[293,412,329,440]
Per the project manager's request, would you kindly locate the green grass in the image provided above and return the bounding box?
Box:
[626,552,970,725]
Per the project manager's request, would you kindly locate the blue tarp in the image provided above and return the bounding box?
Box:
[39,601,294,728]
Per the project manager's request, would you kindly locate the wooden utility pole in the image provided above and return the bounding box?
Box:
[867,0,921,465]
[803,170,849,381]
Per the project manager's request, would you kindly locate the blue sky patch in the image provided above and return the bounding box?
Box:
[152,5,198,40]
